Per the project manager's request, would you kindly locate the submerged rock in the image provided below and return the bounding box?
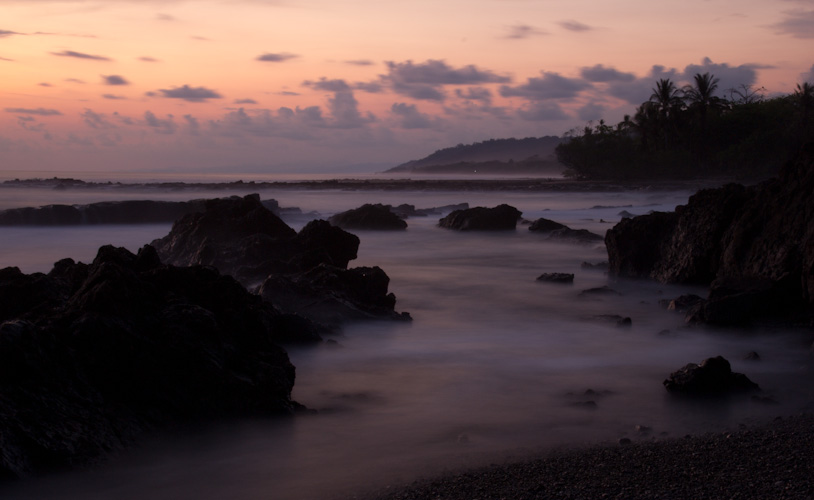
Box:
[329,203,408,230]
[0,245,304,479]
[663,356,760,395]
[438,204,521,231]
[536,272,574,284]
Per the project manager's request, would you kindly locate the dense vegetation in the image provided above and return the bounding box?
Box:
[556,75,814,180]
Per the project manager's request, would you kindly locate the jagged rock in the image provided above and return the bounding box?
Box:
[0,245,305,479]
[438,204,521,231]
[605,145,814,324]
[150,194,406,324]
[329,203,408,230]
[536,272,574,283]
[663,356,760,395]
[529,217,604,244]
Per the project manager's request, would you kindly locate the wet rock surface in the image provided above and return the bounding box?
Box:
[606,145,814,325]
[529,217,604,244]
[0,245,302,479]
[438,204,521,231]
[663,356,760,395]
[328,203,408,230]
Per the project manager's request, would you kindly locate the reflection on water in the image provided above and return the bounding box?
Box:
[1,187,812,500]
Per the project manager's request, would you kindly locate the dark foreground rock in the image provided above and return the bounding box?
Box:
[438,204,521,231]
[663,356,760,395]
[605,144,814,325]
[358,413,814,500]
[329,203,408,230]
[0,245,304,479]
[536,272,574,284]
[529,217,604,244]
[150,194,408,324]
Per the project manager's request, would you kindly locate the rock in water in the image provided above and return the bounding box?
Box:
[605,144,814,324]
[529,217,604,244]
[329,203,408,230]
[0,245,304,479]
[536,272,575,283]
[663,356,760,395]
[438,204,521,231]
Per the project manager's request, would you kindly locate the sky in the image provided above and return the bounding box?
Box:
[1,0,813,174]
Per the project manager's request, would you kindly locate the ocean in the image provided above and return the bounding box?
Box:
[1,174,812,499]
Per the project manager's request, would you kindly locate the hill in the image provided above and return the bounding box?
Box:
[385,136,563,174]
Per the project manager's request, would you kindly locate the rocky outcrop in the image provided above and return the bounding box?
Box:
[329,203,408,230]
[529,217,604,244]
[663,356,760,395]
[0,199,209,225]
[438,204,521,231]
[150,194,407,324]
[0,245,306,479]
[606,145,814,324]
[536,272,574,283]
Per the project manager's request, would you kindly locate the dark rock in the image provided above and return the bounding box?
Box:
[744,351,761,361]
[592,314,632,327]
[0,245,303,479]
[581,261,608,270]
[536,272,574,283]
[578,286,622,298]
[0,200,210,225]
[151,195,407,325]
[663,356,760,395]
[438,204,521,231]
[606,145,814,324]
[329,203,408,230]
[529,218,604,244]
[658,294,704,312]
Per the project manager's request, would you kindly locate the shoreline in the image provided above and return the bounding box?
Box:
[351,412,814,500]
[0,177,728,193]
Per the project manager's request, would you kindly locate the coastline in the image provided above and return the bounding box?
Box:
[352,412,814,500]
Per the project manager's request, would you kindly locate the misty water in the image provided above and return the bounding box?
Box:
[1,182,813,500]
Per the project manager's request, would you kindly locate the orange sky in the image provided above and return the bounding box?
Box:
[1,0,812,174]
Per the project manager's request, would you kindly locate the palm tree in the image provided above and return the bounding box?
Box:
[649,78,683,149]
[794,82,813,135]
[683,73,725,126]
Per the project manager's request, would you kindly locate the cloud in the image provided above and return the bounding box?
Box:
[102,74,129,85]
[390,102,440,129]
[234,98,258,104]
[0,56,14,62]
[156,13,177,21]
[559,20,594,32]
[503,25,546,39]
[345,59,374,66]
[51,50,111,61]
[580,64,636,83]
[606,65,679,104]
[802,64,814,83]
[768,9,814,38]
[682,57,757,94]
[328,90,375,128]
[158,84,223,102]
[257,52,299,62]
[500,71,591,100]
[354,81,384,93]
[4,107,63,116]
[384,59,511,101]
[139,56,160,62]
[38,82,53,87]
[277,91,300,96]
[303,78,352,92]
[577,102,607,121]
[82,109,115,129]
[65,78,85,84]
[455,86,493,104]
[102,94,126,100]
[144,110,177,134]
[183,114,200,135]
[517,102,569,121]
[0,30,23,38]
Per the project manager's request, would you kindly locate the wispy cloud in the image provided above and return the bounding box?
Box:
[503,24,546,39]
[51,50,111,61]
[559,20,593,32]
[234,98,258,104]
[345,59,374,66]
[768,9,814,38]
[0,30,23,38]
[257,52,299,62]
[102,74,129,85]
[158,85,223,102]
[138,56,160,62]
[303,78,351,92]
[102,94,127,100]
[4,107,63,116]
[384,59,511,101]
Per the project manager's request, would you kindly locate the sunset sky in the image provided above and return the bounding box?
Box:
[1,0,813,174]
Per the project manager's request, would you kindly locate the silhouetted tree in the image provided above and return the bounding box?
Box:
[648,78,684,149]
[794,82,814,139]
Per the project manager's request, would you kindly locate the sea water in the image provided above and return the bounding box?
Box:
[1,181,812,500]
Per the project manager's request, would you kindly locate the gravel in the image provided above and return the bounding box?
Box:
[350,413,814,500]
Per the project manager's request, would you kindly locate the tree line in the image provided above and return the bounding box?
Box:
[556,74,814,180]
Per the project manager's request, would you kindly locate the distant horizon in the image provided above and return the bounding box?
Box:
[2,0,812,173]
